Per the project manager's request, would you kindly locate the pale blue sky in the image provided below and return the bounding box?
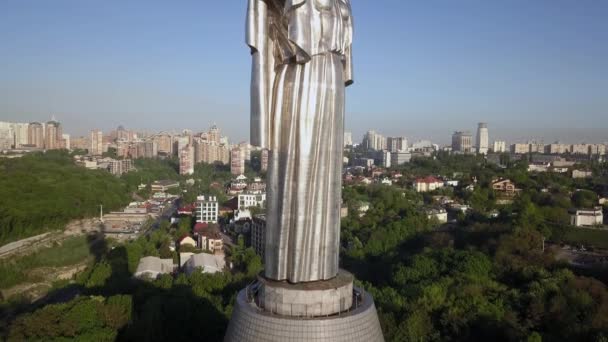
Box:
[0,0,607,144]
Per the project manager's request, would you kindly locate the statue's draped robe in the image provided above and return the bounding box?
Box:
[247,0,353,283]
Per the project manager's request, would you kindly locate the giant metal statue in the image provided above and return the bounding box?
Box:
[226,2,383,339]
[247,0,354,283]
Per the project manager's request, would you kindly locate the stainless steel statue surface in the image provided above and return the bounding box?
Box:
[247,0,353,283]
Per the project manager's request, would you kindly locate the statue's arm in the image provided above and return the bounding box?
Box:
[246,0,268,54]
[342,0,354,86]
[343,45,353,86]
[247,0,276,148]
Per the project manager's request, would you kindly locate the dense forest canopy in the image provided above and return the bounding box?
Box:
[0,152,131,244]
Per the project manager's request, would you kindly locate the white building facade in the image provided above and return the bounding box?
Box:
[237,192,267,211]
[476,123,489,154]
[196,196,219,223]
[570,207,603,227]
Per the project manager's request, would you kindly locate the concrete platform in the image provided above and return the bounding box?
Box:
[256,270,354,317]
[224,287,384,342]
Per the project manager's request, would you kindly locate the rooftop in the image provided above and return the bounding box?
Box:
[415,176,442,184]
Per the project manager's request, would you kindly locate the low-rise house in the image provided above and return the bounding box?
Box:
[152,192,170,200]
[570,207,603,227]
[552,167,569,173]
[247,178,266,193]
[134,256,175,279]
[193,223,224,254]
[380,178,392,185]
[219,206,234,217]
[358,177,372,185]
[528,163,550,172]
[414,176,444,193]
[178,235,197,248]
[237,192,266,211]
[491,179,521,196]
[444,180,459,187]
[553,159,576,168]
[228,175,248,195]
[432,195,454,206]
[177,203,196,216]
[447,203,471,214]
[150,180,180,193]
[425,207,448,224]
[572,170,593,179]
[183,253,226,275]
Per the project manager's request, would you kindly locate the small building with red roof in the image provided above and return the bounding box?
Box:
[413,176,444,193]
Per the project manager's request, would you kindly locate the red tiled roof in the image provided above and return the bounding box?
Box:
[195,223,222,239]
[178,234,192,243]
[415,176,442,184]
[193,223,209,233]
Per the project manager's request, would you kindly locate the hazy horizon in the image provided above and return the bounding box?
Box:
[1,1,607,145]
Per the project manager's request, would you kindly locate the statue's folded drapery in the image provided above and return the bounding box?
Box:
[247,0,353,283]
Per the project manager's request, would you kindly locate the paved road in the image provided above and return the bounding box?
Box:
[145,199,178,236]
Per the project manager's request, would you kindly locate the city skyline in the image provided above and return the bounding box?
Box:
[1,1,607,144]
[3,116,608,151]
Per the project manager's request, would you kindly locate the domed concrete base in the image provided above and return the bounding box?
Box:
[224,286,384,342]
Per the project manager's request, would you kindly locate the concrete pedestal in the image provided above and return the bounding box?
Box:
[256,270,354,317]
[224,285,384,342]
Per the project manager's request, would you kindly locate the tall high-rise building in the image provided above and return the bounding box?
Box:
[381,150,391,168]
[90,129,103,155]
[136,141,158,158]
[208,125,221,144]
[62,134,71,150]
[387,136,408,152]
[174,135,190,156]
[239,142,251,161]
[362,130,386,151]
[11,123,29,148]
[193,137,230,165]
[179,145,195,175]
[231,147,245,175]
[476,123,489,155]
[45,120,63,150]
[344,132,353,147]
[411,140,433,150]
[153,132,173,155]
[70,136,89,150]
[115,125,136,142]
[28,122,45,149]
[493,140,507,153]
[0,122,14,150]
[452,131,473,153]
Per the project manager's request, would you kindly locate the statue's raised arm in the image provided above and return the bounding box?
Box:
[246,0,282,148]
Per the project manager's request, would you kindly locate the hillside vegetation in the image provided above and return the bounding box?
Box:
[0,152,130,244]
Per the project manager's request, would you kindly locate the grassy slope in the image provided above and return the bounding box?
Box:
[0,236,93,289]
